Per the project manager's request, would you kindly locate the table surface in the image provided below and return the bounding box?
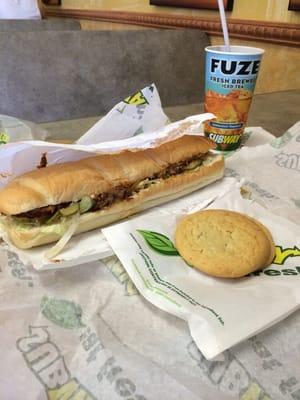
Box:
[40,90,300,143]
[1,91,300,400]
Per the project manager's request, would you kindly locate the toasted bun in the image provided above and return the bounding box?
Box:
[0,135,214,216]
[2,154,224,249]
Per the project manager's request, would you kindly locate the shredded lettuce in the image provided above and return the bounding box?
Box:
[44,213,80,260]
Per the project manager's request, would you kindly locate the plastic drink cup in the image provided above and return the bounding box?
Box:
[204,45,264,151]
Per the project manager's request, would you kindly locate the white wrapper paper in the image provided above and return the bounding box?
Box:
[0,84,214,270]
[77,84,169,144]
[0,114,48,143]
[225,122,300,223]
[0,82,300,398]
[0,115,214,188]
[102,184,300,360]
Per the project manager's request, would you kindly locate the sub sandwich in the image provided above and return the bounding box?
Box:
[0,135,224,251]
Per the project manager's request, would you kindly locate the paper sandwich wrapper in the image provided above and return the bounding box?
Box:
[0,85,300,400]
[0,84,215,270]
[102,184,300,359]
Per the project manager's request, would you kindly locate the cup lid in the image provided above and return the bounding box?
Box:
[205,45,265,55]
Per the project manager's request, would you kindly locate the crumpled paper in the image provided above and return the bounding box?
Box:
[0,111,214,188]
[0,114,48,144]
[225,122,300,224]
[1,83,300,399]
[102,181,300,360]
[77,84,169,145]
[0,247,235,400]
[0,84,214,270]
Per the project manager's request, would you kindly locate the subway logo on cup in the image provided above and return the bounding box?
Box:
[208,133,241,146]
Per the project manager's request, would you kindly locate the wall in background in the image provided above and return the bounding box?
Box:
[48,0,300,94]
[60,0,300,23]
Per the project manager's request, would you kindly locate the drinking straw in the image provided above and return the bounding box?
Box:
[217,0,230,51]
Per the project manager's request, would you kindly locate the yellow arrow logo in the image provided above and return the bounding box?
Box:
[124,90,148,105]
[273,246,300,265]
[0,131,9,144]
[47,379,95,400]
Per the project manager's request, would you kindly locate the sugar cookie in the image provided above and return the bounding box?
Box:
[175,209,275,278]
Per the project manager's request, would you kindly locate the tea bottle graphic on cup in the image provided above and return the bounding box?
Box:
[204,46,264,151]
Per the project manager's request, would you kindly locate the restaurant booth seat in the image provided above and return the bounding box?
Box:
[0,28,209,123]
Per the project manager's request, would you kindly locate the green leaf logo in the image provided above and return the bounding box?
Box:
[271,131,293,149]
[137,230,179,256]
[41,296,85,329]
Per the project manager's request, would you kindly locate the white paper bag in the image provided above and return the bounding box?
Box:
[102,186,300,359]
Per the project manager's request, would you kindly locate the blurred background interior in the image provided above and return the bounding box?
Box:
[0,0,299,140]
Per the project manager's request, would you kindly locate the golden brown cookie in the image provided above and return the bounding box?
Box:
[238,214,275,266]
[175,209,275,278]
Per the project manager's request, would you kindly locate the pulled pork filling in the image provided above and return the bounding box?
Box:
[13,153,206,222]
